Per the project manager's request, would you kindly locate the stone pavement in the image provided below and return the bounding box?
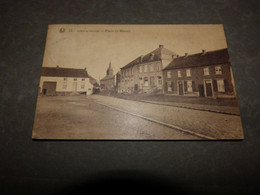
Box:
[90,95,244,139]
[139,100,240,116]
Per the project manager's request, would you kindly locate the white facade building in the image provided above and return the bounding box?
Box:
[39,66,94,95]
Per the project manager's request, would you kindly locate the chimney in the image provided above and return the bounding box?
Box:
[185,53,188,57]
[202,49,206,55]
[56,65,59,68]
[172,54,177,59]
[159,44,164,48]
[84,67,87,71]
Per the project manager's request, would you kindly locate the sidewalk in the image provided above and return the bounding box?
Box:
[101,93,240,116]
[138,100,240,116]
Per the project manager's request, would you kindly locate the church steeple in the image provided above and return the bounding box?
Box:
[106,61,113,76]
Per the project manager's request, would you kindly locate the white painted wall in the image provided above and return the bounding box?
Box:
[39,76,93,95]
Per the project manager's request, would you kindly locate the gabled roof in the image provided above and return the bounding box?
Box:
[121,45,177,70]
[88,75,99,87]
[42,66,99,86]
[42,66,89,78]
[163,48,230,70]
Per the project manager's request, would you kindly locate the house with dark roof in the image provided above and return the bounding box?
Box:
[39,66,97,95]
[162,48,236,98]
[100,62,115,91]
[118,45,178,93]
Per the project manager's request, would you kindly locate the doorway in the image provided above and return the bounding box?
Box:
[178,81,184,95]
[204,79,213,97]
[42,82,57,95]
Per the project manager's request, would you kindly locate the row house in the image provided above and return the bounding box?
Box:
[39,66,96,95]
[118,45,178,93]
[162,48,236,98]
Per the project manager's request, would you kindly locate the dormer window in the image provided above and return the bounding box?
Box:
[150,53,155,60]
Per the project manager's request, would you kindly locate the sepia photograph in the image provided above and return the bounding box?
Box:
[32,24,244,140]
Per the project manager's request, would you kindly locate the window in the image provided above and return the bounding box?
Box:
[81,78,85,89]
[217,79,225,92]
[150,76,155,86]
[63,77,67,89]
[158,76,162,85]
[178,70,182,77]
[187,80,193,92]
[167,71,171,78]
[139,65,143,73]
[144,77,149,86]
[167,81,172,92]
[215,65,222,75]
[144,65,147,72]
[186,69,191,77]
[203,67,209,75]
[150,64,154,72]
[139,77,143,85]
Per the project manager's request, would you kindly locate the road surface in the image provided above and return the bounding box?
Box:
[33,95,200,139]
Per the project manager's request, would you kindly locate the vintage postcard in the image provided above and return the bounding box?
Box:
[32,24,244,140]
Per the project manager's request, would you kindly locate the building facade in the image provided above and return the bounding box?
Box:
[163,48,236,98]
[39,66,95,95]
[119,45,178,94]
[100,62,115,91]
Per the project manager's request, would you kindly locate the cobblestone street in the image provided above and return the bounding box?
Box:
[90,95,244,139]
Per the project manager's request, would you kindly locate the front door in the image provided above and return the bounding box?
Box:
[205,80,213,97]
[178,81,183,95]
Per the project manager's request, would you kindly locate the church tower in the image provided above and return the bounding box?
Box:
[106,61,113,76]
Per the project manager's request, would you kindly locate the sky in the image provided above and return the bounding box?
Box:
[42,24,228,80]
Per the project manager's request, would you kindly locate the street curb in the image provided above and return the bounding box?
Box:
[93,100,215,140]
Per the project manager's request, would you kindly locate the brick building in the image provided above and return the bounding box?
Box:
[162,48,236,98]
[119,45,178,93]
